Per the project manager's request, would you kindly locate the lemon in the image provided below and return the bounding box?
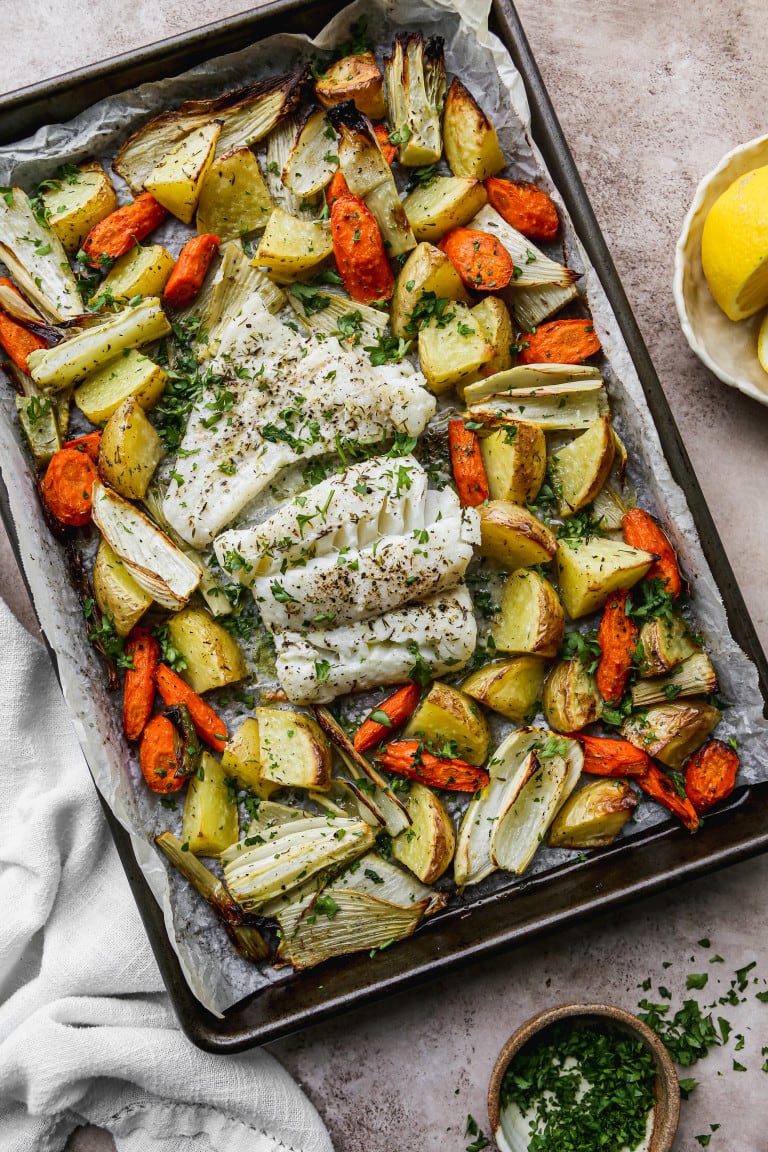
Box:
[757,311,768,375]
[701,165,768,322]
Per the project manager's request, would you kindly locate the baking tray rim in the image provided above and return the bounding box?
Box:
[1,0,767,1053]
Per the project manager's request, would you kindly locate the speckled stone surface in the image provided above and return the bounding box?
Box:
[1,3,767,1151]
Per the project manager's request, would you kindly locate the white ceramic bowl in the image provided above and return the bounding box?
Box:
[674,133,768,407]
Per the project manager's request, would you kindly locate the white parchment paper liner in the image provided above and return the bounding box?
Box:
[1,0,766,1015]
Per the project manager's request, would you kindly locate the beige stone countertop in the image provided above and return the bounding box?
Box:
[2,3,768,1150]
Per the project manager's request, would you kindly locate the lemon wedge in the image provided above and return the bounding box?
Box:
[757,311,768,375]
[701,165,768,321]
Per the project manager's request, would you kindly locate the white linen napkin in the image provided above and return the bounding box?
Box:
[0,594,333,1152]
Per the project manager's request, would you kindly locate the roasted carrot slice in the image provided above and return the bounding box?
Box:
[0,277,47,372]
[81,192,168,267]
[374,123,397,165]
[64,430,102,461]
[40,446,98,527]
[374,740,489,792]
[595,590,639,703]
[448,419,490,507]
[123,627,159,741]
[330,193,394,305]
[163,233,220,310]
[577,733,652,777]
[485,177,559,241]
[636,761,700,832]
[353,682,421,753]
[685,739,739,814]
[325,167,350,208]
[439,227,515,291]
[155,663,228,752]
[139,714,186,793]
[516,318,601,365]
[622,508,682,599]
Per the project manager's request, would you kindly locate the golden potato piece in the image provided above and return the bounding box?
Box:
[478,501,557,569]
[197,147,272,240]
[465,296,514,386]
[403,176,487,243]
[492,568,565,657]
[461,656,548,723]
[621,700,720,770]
[542,658,602,732]
[41,161,118,253]
[390,242,469,339]
[556,538,655,619]
[315,52,386,120]
[221,717,278,798]
[479,421,546,505]
[548,778,637,849]
[391,782,455,883]
[98,396,164,500]
[442,77,505,180]
[549,416,615,517]
[418,302,494,393]
[403,680,489,765]
[166,606,247,694]
[256,707,332,791]
[145,121,221,224]
[97,244,175,304]
[74,349,168,424]
[92,538,153,636]
[181,751,239,857]
[252,206,333,279]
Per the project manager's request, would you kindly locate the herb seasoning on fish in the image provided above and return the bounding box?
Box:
[499,1022,657,1151]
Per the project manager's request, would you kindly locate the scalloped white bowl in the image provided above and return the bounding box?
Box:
[674,133,768,407]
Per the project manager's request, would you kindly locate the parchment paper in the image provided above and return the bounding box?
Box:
[0,0,766,1016]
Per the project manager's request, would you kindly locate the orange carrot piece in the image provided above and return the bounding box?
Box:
[163,234,220,310]
[40,446,98,526]
[577,733,652,777]
[636,762,700,832]
[123,627,159,741]
[139,714,186,793]
[374,740,489,792]
[485,177,559,241]
[353,682,421,753]
[685,739,739,814]
[516,319,601,366]
[0,277,47,372]
[448,419,490,507]
[330,193,394,305]
[438,227,515,291]
[155,663,228,752]
[595,590,639,703]
[325,167,350,208]
[622,508,682,599]
[81,192,168,268]
[374,123,397,165]
[64,430,102,461]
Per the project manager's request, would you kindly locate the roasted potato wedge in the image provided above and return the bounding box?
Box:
[221,717,277,797]
[638,612,700,676]
[74,349,168,424]
[548,778,637,848]
[92,537,153,636]
[402,176,487,243]
[402,680,490,765]
[466,296,514,384]
[252,206,333,279]
[549,416,615,517]
[390,242,469,339]
[196,146,272,240]
[256,707,332,791]
[181,751,239,856]
[40,161,118,253]
[97,244,175,303]
[166,606,247,694]
[418,302,494,393]
[542,658,603,732]
[442,77,505,180]
[144,121,221,223]
[391,781,455,883]
[315,52,386,120]
[478,501,557,569]
[478,421,546,505]
[461,655,548,722]
[556,538,655,619]
[621,700,721,770]
[98,396,164,500]
[492,568,565,657]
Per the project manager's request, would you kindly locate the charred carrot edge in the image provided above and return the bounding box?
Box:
[40,446,98,527]
[636,762,700,832]
[0,277,47,372]
[81,192,168,268]
[123,627,160,742]
[622,508,682,599]
[448,419,490,507]
[325,167,351,209]
[576,733,652,777]
[485,177,559,241]
[374,740,489,792]
[353,682,421,753]
[64,430,102,461]
[438,227,515,291]
[374,123,397,165]
[163,233,220,310]
[155,663,228,752]
[595,590,639,704]
[330,193,394,305]
[685,739,739,814]
[139,714,186,793]
[516,318,601,366]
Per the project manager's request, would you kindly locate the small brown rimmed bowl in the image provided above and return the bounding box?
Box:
[488,1003,680,1152]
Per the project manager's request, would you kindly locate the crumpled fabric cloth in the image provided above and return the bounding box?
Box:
[0,595,333,1152]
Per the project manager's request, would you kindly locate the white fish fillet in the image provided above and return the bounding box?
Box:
[162,297,435,546]
[274,585,477,704]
